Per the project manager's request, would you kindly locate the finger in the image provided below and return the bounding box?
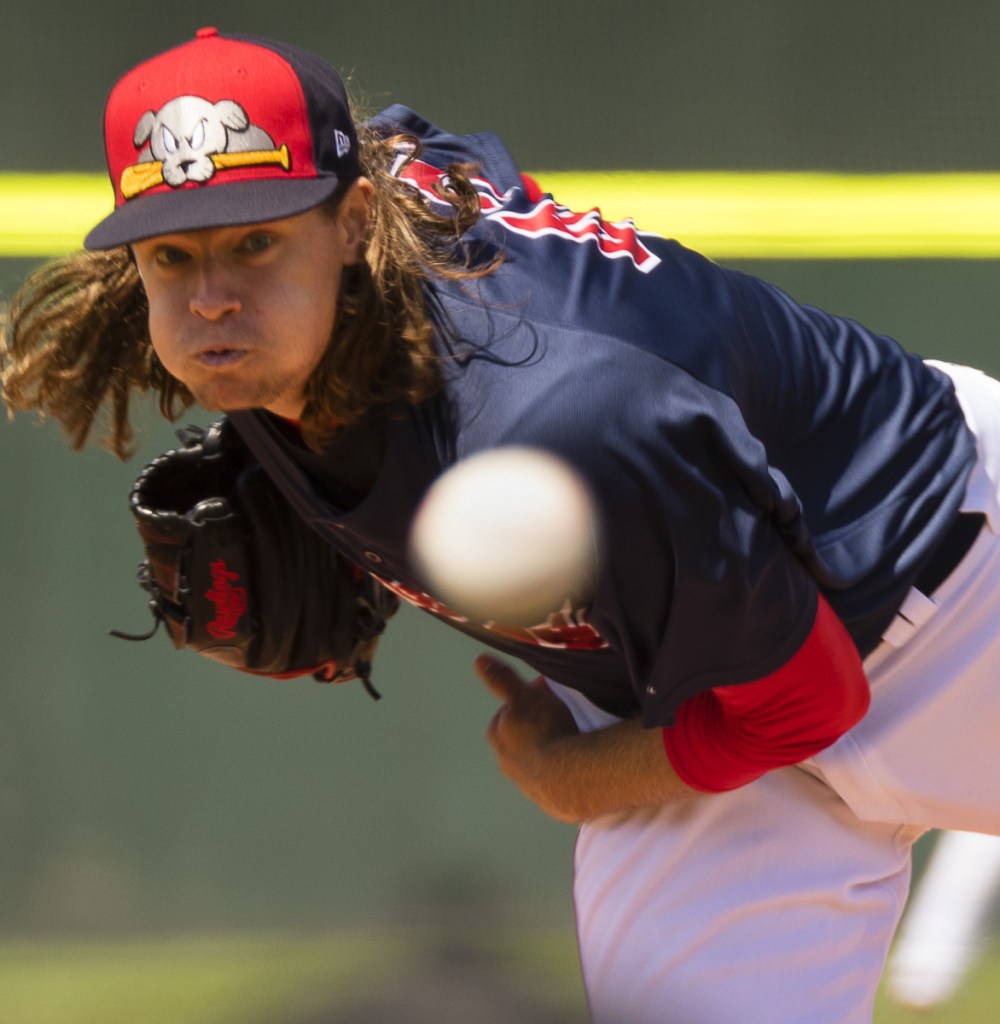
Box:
[485,706,505,748]
[474,653,527,702]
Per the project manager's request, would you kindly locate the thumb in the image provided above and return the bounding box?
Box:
[474,653,526,703]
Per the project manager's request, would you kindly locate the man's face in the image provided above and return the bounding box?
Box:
[132,181,371,420]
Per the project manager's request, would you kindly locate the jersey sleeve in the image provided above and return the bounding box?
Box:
[608,442,821,730]
[560,344,823,729]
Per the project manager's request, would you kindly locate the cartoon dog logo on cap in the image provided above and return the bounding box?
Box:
[120,95,291,199]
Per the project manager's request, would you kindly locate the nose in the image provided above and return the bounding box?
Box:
[189,261,241,321]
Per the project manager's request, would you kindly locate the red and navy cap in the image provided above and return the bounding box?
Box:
[85,28,359,250]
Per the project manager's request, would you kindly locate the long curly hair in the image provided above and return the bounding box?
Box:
[1,126,496,458]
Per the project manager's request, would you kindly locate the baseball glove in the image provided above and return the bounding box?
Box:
[111,418,398,698]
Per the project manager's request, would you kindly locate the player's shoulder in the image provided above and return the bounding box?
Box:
[365,104,525,193]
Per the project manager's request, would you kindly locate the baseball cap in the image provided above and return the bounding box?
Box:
[85,27,359,250]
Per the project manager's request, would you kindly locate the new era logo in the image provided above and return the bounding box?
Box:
[335,129,351,158]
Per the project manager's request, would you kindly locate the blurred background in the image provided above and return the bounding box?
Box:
[3,2,1000,1021]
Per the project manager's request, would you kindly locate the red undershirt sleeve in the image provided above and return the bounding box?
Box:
[661,593,870,793]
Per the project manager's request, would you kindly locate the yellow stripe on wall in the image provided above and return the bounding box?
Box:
[4,171,1000,259]
[0,175,112,257]
[539,172,1000,259]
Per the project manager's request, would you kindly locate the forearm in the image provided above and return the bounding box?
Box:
[525,715,699,823]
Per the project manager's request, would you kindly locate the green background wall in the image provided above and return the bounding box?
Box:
[2,2,1000,939]
[6,1,1000,174]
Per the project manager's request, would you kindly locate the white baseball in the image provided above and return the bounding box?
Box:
[409,447,599,626]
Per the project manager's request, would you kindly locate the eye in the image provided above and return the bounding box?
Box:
[152,244,191,267]
[160,125,178,155]
[189,120,206,150]
[237,232,275,255]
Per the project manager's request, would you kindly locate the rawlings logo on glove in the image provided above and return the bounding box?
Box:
[205,559,247,639]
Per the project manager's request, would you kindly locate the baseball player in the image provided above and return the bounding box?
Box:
[4,28,1000,1024]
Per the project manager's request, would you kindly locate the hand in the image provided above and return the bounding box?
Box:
[475,653,582,821]
[476,654,697,822]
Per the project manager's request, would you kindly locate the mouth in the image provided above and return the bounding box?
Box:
[194,347,248,368]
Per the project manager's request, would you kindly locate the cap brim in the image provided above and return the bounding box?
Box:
[84,176,344,250]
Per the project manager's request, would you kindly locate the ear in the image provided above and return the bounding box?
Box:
[214,99,250,132]
[133,111,156,147]
[337,177,374,265]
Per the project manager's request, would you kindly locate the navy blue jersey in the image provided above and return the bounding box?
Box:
[233,106,976,726]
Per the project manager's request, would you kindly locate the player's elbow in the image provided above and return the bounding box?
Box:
[662,594,870,792]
